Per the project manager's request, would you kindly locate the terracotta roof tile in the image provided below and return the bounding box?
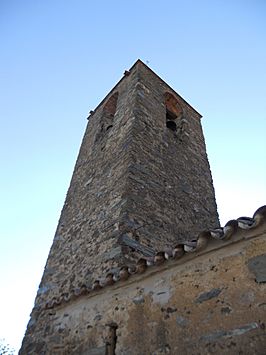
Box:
[45,205,266,310]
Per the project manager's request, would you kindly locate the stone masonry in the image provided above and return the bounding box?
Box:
[20,60,221,354]
[20,208,266,354]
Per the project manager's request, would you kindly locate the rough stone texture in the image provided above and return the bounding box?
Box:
[121,62,219,251]
[248,254,266,283]
[20,225,266,354]
[20,60,221,353]
[195,288,222,304]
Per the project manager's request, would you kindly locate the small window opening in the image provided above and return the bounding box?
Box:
[95,93,118,146]
[103,92,118,116]
[166,120,177,132]
[106,323,118,355]
[101,92,118,134]
[164,92,184,134]
[106,125,113,131]
[166,109,177,121]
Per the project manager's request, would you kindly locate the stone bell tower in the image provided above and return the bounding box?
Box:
[20,60,219,354]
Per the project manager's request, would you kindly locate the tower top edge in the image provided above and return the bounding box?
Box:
[89,59,202,119]
[130,59,202,118]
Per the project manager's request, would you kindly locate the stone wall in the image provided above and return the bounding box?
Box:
[119,61,219,252]
[20,221,266,354]
[20,60,220,353]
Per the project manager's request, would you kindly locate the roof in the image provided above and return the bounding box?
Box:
[45,205,266,310]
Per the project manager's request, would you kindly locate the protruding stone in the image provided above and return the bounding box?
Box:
[248,254,266,283]
[195,288,222,303]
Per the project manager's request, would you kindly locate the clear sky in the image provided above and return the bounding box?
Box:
[0,0,265,352]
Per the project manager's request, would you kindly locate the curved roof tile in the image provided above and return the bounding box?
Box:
[45,205,266,310]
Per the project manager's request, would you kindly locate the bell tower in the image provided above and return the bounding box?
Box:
[20,60,219,354]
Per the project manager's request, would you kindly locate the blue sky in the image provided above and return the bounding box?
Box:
[1,0,266,352]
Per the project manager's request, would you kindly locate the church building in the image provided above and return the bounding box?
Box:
[20,60,266,354]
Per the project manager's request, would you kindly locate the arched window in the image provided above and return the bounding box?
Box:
[102,92,118,131]
[94,92,119,145]
[164,92,183,132]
